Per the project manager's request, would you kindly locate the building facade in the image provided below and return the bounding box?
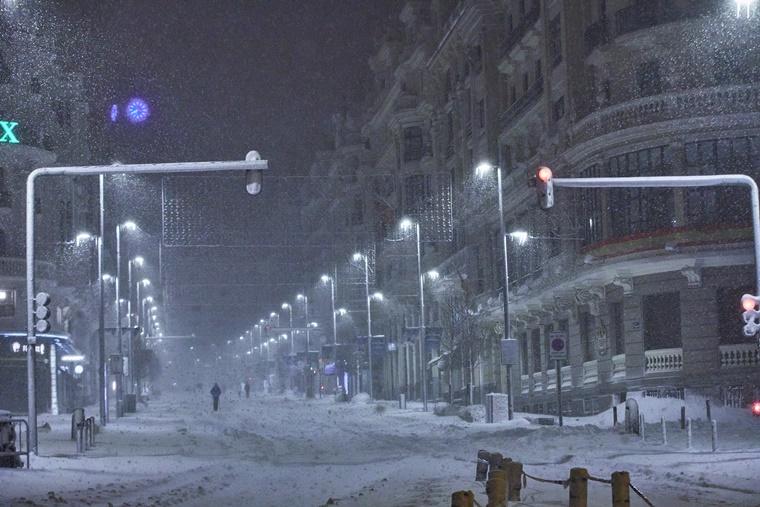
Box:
[303,0,760,414]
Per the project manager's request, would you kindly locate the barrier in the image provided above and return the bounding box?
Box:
[70,409,96,453]
[0,416,30,469]
[464,450,654,507]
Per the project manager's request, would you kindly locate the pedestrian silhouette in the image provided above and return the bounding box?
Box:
[210,383,222,411]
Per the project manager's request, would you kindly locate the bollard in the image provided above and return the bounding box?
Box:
[711,419,718,452]
[486,474,508,507]
[680,406,686,430]
[476,450,491,481]
[451,490,475,507]
[503,461,523,501]
[687,418,692,450]
[488,452,504,471]
[661,417,667,446]
[611,471,630,507]
[705,399,711,421]
[613,406,618,427]
[399,393,406,409]
[639,415,645,442]
[568,468,589,507]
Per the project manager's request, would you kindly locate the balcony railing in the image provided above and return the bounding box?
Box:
[720,343,760,368]
[611,354,626,380]
[502,4,541,57]
[573,84,760,145]
[582,360,598,385]
[499,78,543,130]
[561,365,572,389]
[532,371,544,392]
[521,374,529,394]
[546,368,556,390]
[645,348,683,373]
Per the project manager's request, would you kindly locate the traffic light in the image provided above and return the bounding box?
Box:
[535,166,554,209]
[34,292,51,333]
[741,293,760,337]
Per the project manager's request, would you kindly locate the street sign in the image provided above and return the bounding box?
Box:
[500,338,519,366]
[548,332,568,361]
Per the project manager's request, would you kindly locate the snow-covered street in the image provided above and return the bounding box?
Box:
[3,392,760,506]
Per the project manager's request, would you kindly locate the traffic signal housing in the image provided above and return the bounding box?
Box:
[741,293,760,337]
[535,166,554,209]
[34,292,51,333]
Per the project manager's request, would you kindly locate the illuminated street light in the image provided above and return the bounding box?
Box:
[75,232,92,244]
[510,230,529,245]
[426,270,439,281]
[371,292,384,301]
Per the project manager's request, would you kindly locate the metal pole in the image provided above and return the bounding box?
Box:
[304,296,310,353]
[98,175,107,426]
[25,173,38,454]
[497,167,513,420]
[556,359,563,427]
[553,174,760,296]
[127,260,133,395]
[415,223,428,411]
[364,256,374,400]
[288,306,294,355]
[115,224,123,417]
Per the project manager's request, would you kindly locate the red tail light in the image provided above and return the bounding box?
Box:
[752,402,760,415]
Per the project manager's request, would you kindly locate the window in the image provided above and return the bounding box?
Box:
[579,312,595,362]
[403,126,423,162]
[522,73,529,93]
[637,61,663,96]
[608,146,673,237]
[531,328,542,372]
[718,286,755,344]
[477,99,485,129]
[552,96,565,121]
[510,85,516,105]
[403,174,431,214]
[643,292,681,350]
[608,302,624,355]
[549,15,562,67]
[500,144,512,170]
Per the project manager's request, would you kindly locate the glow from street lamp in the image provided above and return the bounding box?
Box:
[296,294,305,300]
[239,336,244,341]
[145,296,154,303]
[122,221,137,231]
[75,232,92,244]
[280,334,288,340]
[270,312,277,318]
[352,252,363,262]
[736,0,755,17]
[309,322,319,328]
[150,306,158,312]
[260,319,266,324]
[102,274,113,282]
[321,274,330,283]
[281,303,290,310]
[269,338,276,344]
[399,218,414,230]
[426,270,439,280]
[475,162,495,177]
[371,292,384,301]
[133,256,145,266]
[510,230,529,245]
[337,308,348,316]
[141,278,151,286]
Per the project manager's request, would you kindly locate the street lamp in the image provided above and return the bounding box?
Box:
[114,220,139,417]
[353,251,378,399]
[474,161,514,420]
[400,217,429,412]
[320,274,337,345]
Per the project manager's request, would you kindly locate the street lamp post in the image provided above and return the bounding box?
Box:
[352,252,376,399]
[127,256,144,395]
[400,218,428,412]
[475,162,514,420]
[297,294,309,353]
[115,220,136,417]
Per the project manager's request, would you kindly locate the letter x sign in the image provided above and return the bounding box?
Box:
[0,121,19,144]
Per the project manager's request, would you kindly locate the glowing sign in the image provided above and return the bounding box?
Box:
[126,98,150,123]
[110,104,119,123]
[0,121,19,144]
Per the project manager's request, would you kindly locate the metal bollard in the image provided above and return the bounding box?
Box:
[451,491,475,507]
[705,399,711,421]
[711,419,718,452]
[504,461,522,501]
[640,415,645,442]
[399,393,406,409]
[680,406,686,430]
[568,468,589,507]
[611,471,630,507]
[661,417,667,446]
[687,418,692,450]
[476,450,490,481]
[613,406,618,427]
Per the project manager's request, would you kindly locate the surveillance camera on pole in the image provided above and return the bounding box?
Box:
[741,294,760,338]
[245,150,263,195]
[534,166,554,209]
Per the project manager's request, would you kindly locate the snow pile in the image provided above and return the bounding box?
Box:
[350,392,371,404]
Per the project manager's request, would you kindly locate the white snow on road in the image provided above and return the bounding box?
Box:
[2,390,760,506]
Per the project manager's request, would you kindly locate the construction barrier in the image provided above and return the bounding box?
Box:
[453,450,654,507]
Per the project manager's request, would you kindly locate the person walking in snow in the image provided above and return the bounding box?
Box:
[210,383,222,411]
[244,380,251,399]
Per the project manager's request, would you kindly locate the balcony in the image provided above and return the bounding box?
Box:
[499,78,543,130]
[502,5,541,57]
[611,354,626,380]
[582,360,598,385]
[532,371,544,391]
[720,343,760,368]
[645,348,683,373]
[573,84,760,146]
[0,257,56,280]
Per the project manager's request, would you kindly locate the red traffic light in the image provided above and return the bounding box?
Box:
[741,294,757,312]
[537,166,552,182]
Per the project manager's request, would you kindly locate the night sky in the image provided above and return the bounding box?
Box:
[66,1,401,340]
[85,0,399,169]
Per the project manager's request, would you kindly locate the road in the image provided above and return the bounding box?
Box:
[4,391,760,506]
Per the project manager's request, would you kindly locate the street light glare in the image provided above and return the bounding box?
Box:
[399,218,414,230]
[75,232,92,243]
[133,256,145,266]
[270,312,277,317]
[141,278,151,286]
[510,230,529,245]
[337,308,347,316]
[281,303,290,309]
[122,220,137,231]
[296,294,305,300]
[371,292,384,301]
[352,252,363,262]
[320,274,330,283]
[475,162,495,177]
[426,270,440,280]
[102,274,113,281]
